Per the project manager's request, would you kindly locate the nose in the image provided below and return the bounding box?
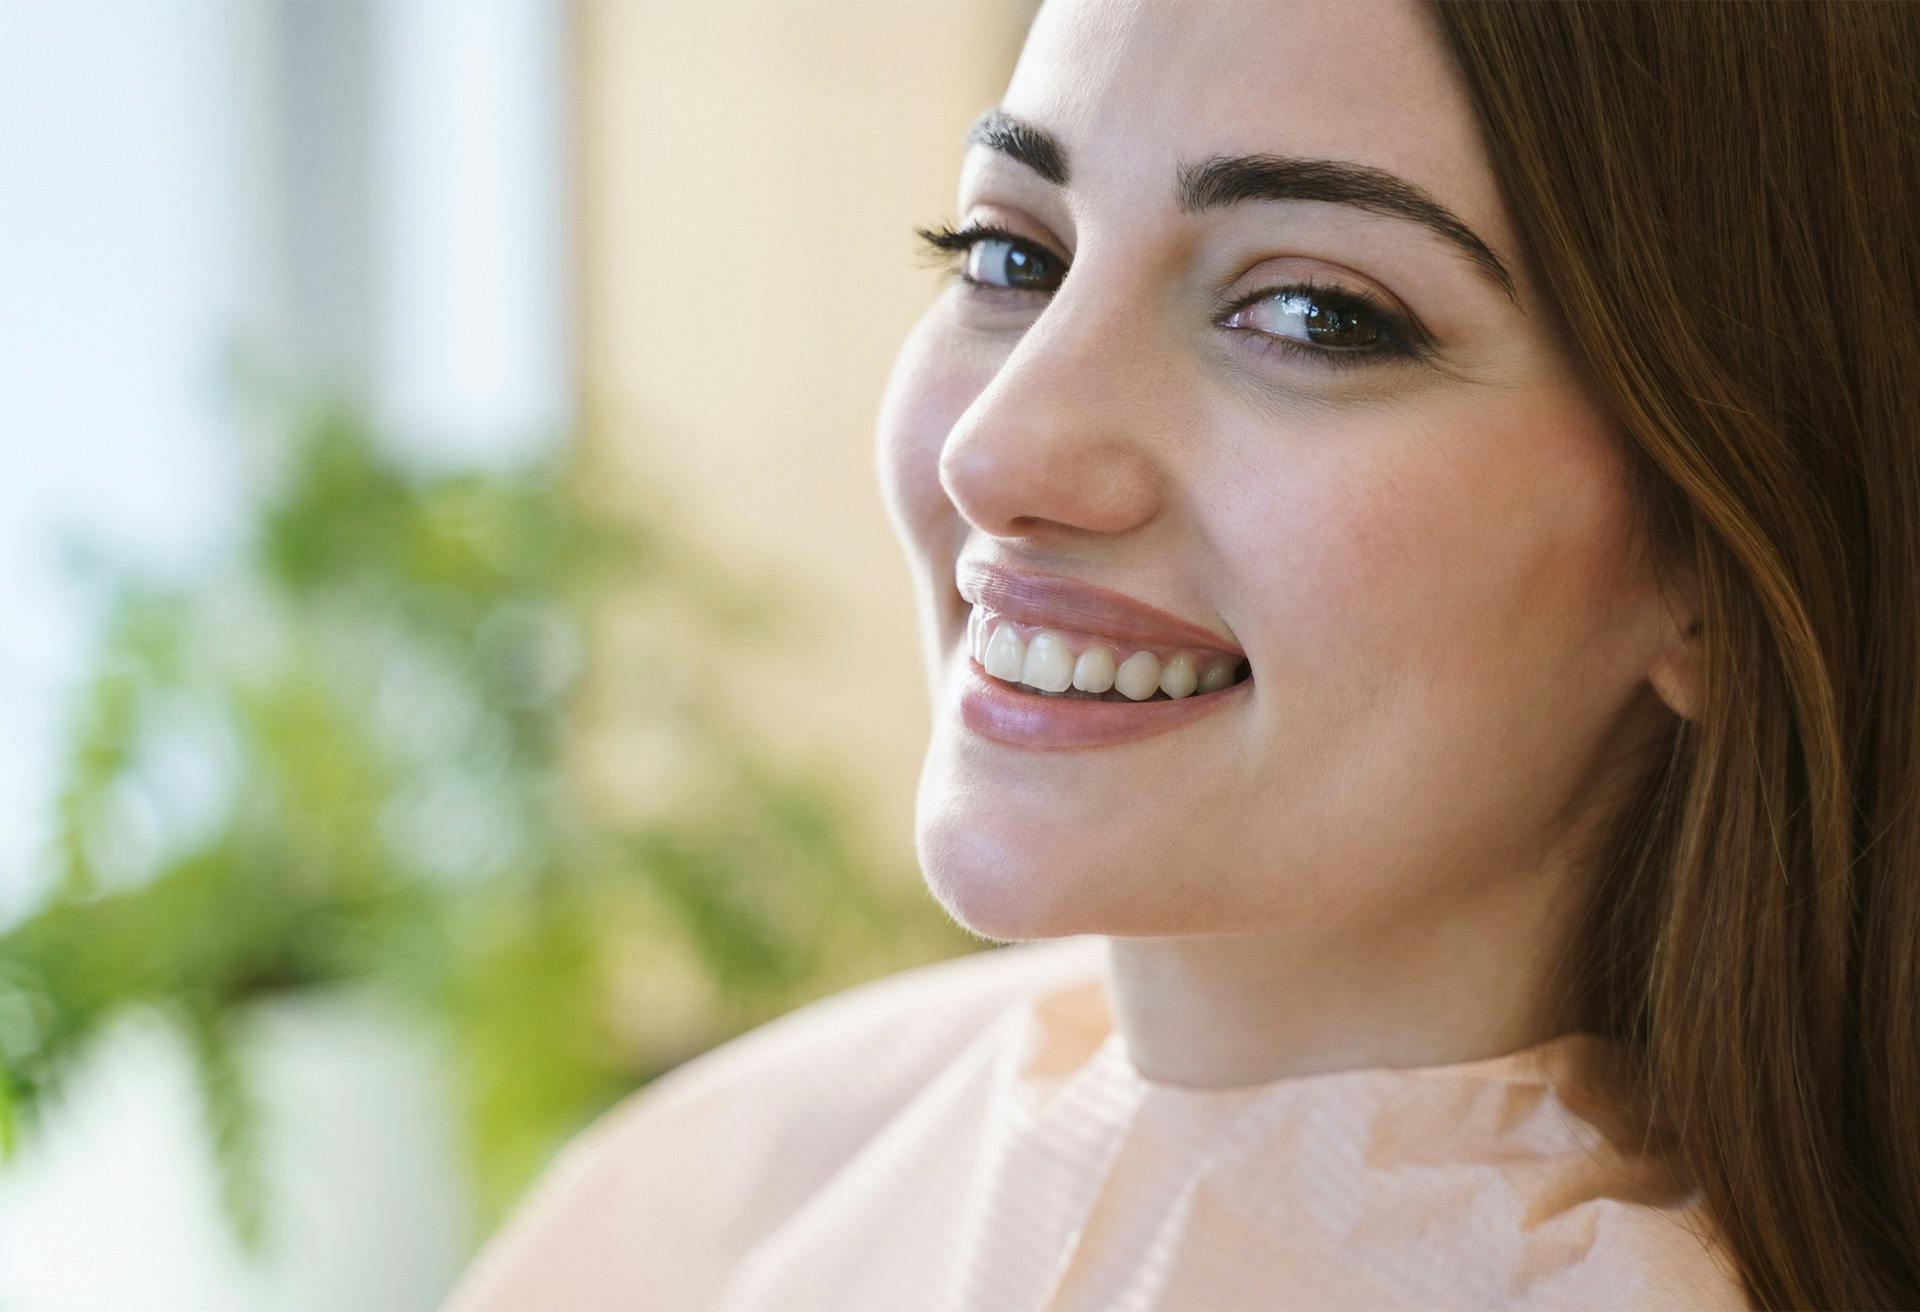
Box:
[936,274,1169,543]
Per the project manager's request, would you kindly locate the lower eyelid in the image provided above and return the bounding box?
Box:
[955,269,1058,301]
[1221,322,1410,371]
[949,277,1057,324]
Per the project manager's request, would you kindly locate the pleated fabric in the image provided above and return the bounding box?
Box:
[441,934,1752,1311]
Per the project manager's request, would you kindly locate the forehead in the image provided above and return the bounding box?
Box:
[999,0,1513,251]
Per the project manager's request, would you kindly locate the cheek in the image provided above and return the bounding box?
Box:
[1199,393,1650,898]
[1230,394,1645,714]
[1406,405,1643,679]
[876,313,997,564]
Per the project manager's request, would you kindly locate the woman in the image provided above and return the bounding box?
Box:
[444,1,1920,1308]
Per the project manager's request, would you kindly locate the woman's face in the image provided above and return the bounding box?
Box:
[877,0,1686,942]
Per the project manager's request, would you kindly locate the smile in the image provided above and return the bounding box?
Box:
[968,605,1253,703]
[955,610,1255,751]
[950,559,1255,748]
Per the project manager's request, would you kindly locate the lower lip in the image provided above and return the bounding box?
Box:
[957,657,1253,750]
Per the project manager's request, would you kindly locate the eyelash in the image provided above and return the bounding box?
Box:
[913,221,1425,370]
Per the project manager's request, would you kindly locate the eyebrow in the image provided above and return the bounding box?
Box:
[964,109,1518,306]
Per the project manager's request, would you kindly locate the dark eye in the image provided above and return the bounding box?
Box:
[914,222,1067,295]
[962,236,1063,293]
[1224,288,1386,351]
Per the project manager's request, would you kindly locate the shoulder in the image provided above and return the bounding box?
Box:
[1516,1043,1754,1310]
[597,931,1105,1159]
[1514,1193,1752,1310]
[626,932,1102,1116]
[438,934,1107,1312]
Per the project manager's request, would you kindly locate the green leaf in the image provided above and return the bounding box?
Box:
[0,382,980,1243]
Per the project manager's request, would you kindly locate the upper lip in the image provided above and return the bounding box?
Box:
[956,558,1245,658]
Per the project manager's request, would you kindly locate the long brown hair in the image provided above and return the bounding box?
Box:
[1429,3,1920,1307]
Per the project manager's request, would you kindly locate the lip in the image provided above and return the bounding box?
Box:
[956,559,1244,658]
[956,656,1252,750]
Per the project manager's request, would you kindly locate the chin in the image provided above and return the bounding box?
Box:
[915,847,1099,945]
[911,732,1188,943]
[911,741,1095,944]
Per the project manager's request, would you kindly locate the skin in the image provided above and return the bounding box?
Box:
[876,0,1701,1088]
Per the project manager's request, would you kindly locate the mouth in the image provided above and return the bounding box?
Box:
[950,600,1255,751]
[946,560,1253,749]
[965,604,1253,703]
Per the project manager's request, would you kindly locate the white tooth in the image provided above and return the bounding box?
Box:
[1021,630,1074,692]
[1196,658,1238,693]
[1114,650,1162,701]
[972,610,993,665]
[1071,645,1117,693]
[984,622,1027,682]
[1159,652,1198,699]
[967,606,981,657]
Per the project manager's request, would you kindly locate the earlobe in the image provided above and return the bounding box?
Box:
[1648,615,1703,721]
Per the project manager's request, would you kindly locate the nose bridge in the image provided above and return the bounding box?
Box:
[937,261,1171,540]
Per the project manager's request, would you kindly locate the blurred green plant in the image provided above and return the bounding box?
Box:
[0,392,976,1247]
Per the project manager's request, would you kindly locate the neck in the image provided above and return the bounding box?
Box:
[1100,873,1585,1089]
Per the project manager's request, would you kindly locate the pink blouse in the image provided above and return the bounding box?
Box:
[441,933,1751,1310]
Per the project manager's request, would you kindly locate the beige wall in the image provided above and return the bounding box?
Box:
[572,4,1032,873]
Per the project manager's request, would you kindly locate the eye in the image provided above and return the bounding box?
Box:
[1218,281,1423,367]
[1232,289,1380,348]
[914,222,1067,295]
[964,236,1064,292]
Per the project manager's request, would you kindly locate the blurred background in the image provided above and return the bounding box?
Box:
[0,3,1033,1307]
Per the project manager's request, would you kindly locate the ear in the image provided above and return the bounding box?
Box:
[1647,610,1703,722]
